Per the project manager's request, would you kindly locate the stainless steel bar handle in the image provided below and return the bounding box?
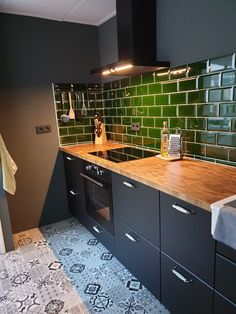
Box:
[172,268,192,283]
[93,226,102,233]
[123,181,135,188]
[125,232,138,242]
[172,204,193,215]
[69,190,79,196]
[66,156,74,161]
[80,173,104,188]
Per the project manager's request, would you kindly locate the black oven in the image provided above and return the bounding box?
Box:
[80,161,113,235]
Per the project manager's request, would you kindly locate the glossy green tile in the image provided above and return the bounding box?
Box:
[57,110,64,119]
[112,99,121,107]
[229,149,236,162]
[131,117,142,124]
[131,75,142,86]
[155,70,170,82]
[126,107,136,116]
[59,128,68,136]
[163,82,177,93]
[169,118,186,129]
[137,85,148,96]
[143,137,156,148]
[111,80,120,89]
[220,103,236,117]
[198,74,219,89]
[170,93,186,105]
[138,128,148,136]
[105,117,113,124]
[68,127,84,135]
[170,67,187,79]
[121,78,130,88]
[188,61,207,76]
[216,160,236,167]
[182,130,195,142]
[149,106,161,116]
[162,106,177,117]
[117,108,125,116]
[143,118,155,127]
[142,72,155,84]
[117,89,125,98]
[217,133,236,147]
[126,87,136,97]
[187,118,206,130]
[137,107,148,116]
[60,135,77,145]
[179,79,196,91]
[179,105,196,116]
[103,82,112,91]
[234,87,236,101]
[123,134,132,144]
[206,146,228,160]
[120,98,131,107]
[131,97,142,106]
[148,83,162,94]
[222,71,236,86]
[209,88,231,102]
[121,117,132,125]
[232,118,236,131]
[132,136,142,145]
[208,118,231,131]
[196,131,216,144]
[185,143,205,156]
[56,100,63,110]
[188,90,206,104]
[149,128,161,138]
[209,55,233,72]
[197,104,218,117]
[113,117,122,124]
[84,126,93,133]
[155,94,169,105]
[143,95,155,106]
[155,118,168,128]
[114,134,123,142]
[109,108,117,116]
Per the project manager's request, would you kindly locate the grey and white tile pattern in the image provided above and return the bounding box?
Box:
[0,218,170,313]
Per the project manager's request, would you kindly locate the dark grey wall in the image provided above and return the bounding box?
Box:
[0,13,101,232]
[98,0,236,69]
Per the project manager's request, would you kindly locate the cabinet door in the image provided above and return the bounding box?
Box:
[114,217,160,299]
[112,172,159,247]
[161,252,213,314]
[215,254,236,304]
[217,242,236,263]
[214,292,236,314]
[63,153,86,221]
[160,192,215,286]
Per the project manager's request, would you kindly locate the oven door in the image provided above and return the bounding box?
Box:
[80,173,114,234]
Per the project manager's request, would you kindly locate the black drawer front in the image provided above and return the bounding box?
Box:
[217,242,236,263]
[161,253,213,314]
[64,153,82,186]
[114,217,160,299]
[214,292,236,314]
[84,215,115,254]
[215,254,236,304]
[160,192,215,286]
[112,173,159,247]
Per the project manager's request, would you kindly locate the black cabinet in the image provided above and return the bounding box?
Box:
[63,153,86,221]
[112,172,159,247]
[114,217,160,299]
[214,292,236,314]
[217,242,236,263]
[160,192,215,286]
[161,252,213,314]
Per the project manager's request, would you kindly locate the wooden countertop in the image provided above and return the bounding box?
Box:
[60,142,236,212]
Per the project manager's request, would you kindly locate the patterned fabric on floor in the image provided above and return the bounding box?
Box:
[0,218,170,313]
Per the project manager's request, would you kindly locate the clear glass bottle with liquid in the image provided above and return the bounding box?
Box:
[161,121,169,158]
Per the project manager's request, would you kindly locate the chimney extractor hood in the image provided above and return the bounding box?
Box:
[91,0,170,77]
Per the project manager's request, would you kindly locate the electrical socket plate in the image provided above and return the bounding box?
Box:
[131,122,140,131]
[36,125,51,134]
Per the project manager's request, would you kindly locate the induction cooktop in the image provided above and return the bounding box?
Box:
[89,147,157,163]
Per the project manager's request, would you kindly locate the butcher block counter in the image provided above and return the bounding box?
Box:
[60,142,236,212]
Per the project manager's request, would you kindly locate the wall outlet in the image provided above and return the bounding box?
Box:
[131,122,140,131]
[36,125,51,134]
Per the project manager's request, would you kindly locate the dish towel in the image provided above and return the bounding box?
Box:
[0,134,17,195]
[212,205,236,250]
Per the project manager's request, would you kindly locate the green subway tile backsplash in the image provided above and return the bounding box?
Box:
[54,52,236,166]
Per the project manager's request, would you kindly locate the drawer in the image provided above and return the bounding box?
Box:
[161,252,213,314]
[112,172,159,247]
[84,215,115,254]
[63,153,82,186]
[160,192,215,286]
[114,217,160,299]
[217,242,236,263]
[214,291,236,314]
[215,253,236,304]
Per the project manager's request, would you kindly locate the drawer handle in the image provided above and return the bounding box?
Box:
[69,190,79,196]
[123,181,136,188]
[66,156,74,161]
[172,267,192,284]
[93,226,102,233]
[125,232,138,242]
[172,204,194,215]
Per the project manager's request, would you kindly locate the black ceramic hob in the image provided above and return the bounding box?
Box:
[88,147,157,163]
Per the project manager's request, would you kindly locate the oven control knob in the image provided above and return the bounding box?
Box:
[99,170,104,176]
[86,165,92,170]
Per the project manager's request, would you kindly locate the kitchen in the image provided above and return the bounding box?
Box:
[0,0,236,313]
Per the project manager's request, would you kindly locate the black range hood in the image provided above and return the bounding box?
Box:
[91,0,170,77]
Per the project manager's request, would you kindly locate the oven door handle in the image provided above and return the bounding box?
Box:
[80,173,104,188]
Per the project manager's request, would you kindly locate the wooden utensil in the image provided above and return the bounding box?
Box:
[68,92,75,120]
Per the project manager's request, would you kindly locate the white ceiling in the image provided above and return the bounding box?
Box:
[0,0,116,26]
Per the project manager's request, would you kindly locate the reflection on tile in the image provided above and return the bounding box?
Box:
[208,118,231,131]
[208,88,231,102]
[220,103,236,117]
[206,146,228,160]
[222,71,236,86]
[197,104,218,117]
[217,133,236,147]
[209,55,233,72]
[198,74,219,89]
[196,131,216,144]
